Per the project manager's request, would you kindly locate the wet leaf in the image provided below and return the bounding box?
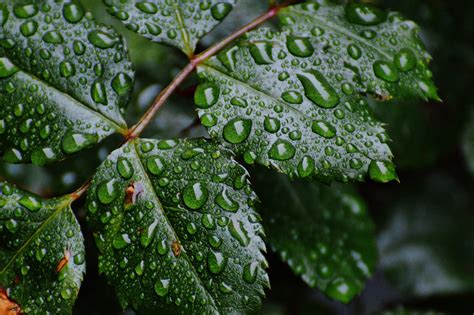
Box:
[0,0,133,165]
[195,1,438,183]
[86,138,268,313]
[253,169,376,303]
[0,181,85,314]
[102,0,236,56]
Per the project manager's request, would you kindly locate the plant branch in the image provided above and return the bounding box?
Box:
[71,0,297,200]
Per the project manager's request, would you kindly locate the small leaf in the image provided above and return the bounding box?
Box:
[195,1,437,182]
[102,0,236,56]
[0,181,85,314]
[86,138,268,313]
[253,169,377,303]
[0,0,133,165]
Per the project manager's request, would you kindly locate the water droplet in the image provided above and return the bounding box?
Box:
[63,3,85,23]
[347,44,362,60]
[269,139,296,161]
[369,160,397,183]
[215,188,239,212]
[91,81,108,105]
[31,148,57,166]
[208,251,227,274]
[297,70,340,108]
[43,31,64,44]
[298,156,315,178]
[326,278,357,303]
[117,158,134,179]
[62,132,98,154]
[249,42,274,65]
[20,21,38,37]
[0,58,19,79]
[19,195,41,212]
[211,3,232,20]
[264,117,281,133]
[61,288,73,300]
[312,120,336,139]
[112,73,133,95]
[140,220,158,248]
[88,30,118,49]
[243,262,259,283]
[97,179,119,204]
[223,118,252,144]
[229,219,250,246]
[112,233,131,249]
[287,36,314,57]
[154,279,170,297]
[282,90,303,104]
[60,61,76,78]
[345,3,387,26]
[373,60,399,82]
[394,48,416,72]
[13,4,38,18]
[183,182,209,210]
[147,156,165,176]
[195,83,219,108]
[5,219,18,233]
[136,2,158,14]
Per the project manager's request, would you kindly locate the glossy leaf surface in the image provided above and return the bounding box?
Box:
[195,1,438,182]
[102,0,236,56]
[86,138,268,313]
[0,0,133,165]
[0,181,85,314]
[253,169,376,303]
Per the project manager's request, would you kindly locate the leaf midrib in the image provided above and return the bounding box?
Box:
[0,197,71,275]
[285,7,393,61]
[130,141,219,312]
[173,2,192,55]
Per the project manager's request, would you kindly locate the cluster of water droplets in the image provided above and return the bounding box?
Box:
[257,174,376,303]
[86,138,268,313]
[103,0,235,54]
[0,1,133,164]
[0,181,85,313]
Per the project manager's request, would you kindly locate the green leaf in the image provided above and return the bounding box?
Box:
[102,0,236,56]
[252,169,376,303]
[378,174,474,296]
[86,138,268,313]
[195,1,438,183]
[0,181,85,314]
[0,0,133,165]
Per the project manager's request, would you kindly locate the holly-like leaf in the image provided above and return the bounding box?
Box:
[86,138,268,313]
[0,0,133,165]
[195,1,438,183]
[102,0,236,56]
[252,169,376,303]
[0,181,85,314]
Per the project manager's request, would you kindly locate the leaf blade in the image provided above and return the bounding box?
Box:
[0,181,85,314]
[86,138,268,313]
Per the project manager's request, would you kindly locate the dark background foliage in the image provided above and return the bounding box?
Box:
[1,0,473,314]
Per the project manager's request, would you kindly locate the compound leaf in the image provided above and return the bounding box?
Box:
[195,1,438,183]
[102,0,236,56]
[86,138,268,313]
[253,169,376,303]
[0,181,85,314]
[0,0,133,165]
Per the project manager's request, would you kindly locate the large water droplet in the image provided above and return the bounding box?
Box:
[208,251,227,274]
[287,36,314,57]
[211,3,232,20]
[62,132,98,154]
[249,42,274,65]
[373,61,399,82]
[63,3,85,23]
[297,70,340,108]
[43,31,64,44]
[88,30,118,49]
[345,3,387,26]
[0,58,19,79]
[312,120,336,139]
[269,139,296,161]
[394,48,416,72]
[112,233,131,249]
[183,182,209,210]
[229,219,250,246]
[195,83,219,108]
[154,279,170,297]
[97,179,120,204]
[369,160,397,183]
[117,158,134,179]
[223,118,252,144]
[243,262,259,284]
[147,156,165,176]
[19,195,41,212]
[13,4,38,18]
[215,188,239,212]
[136,2,158,14]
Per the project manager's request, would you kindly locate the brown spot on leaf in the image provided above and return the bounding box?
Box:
[0,288,22,315]
[56,249,71,273]
[172,240,181,257]
[125,182,144,206]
